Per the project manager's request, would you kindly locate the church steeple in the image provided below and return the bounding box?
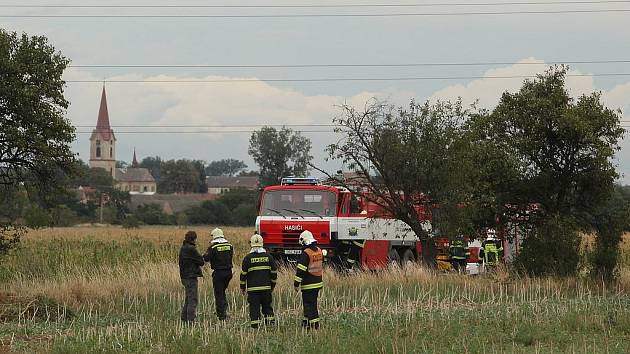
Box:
[89,85,117,178]
[132,148,139,168]
[92,86,115,141]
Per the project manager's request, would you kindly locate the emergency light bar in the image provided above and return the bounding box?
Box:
[280,177,321,185]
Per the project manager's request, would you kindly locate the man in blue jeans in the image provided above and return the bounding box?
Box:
[178,231,205,323]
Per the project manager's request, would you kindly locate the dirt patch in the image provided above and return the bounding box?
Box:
[0,292,74,322]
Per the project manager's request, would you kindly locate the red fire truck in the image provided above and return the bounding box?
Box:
[255,177,434,269]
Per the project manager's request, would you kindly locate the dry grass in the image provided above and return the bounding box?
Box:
[1,227,629,353]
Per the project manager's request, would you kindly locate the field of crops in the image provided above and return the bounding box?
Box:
[1,226,630,353]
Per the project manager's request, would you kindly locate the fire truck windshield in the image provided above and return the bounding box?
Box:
[260,190,337,218]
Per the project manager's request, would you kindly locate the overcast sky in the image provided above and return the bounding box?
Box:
[2,1,629,183]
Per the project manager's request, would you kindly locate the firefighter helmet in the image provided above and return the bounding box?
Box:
[299,230,316,246]
[211,228,224,239]
[250,234,264,248]
[486,228,497,240]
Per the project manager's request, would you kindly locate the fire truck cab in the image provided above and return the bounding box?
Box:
[255,177,432,269]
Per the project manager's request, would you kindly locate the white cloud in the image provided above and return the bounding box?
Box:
[428,57,596,108]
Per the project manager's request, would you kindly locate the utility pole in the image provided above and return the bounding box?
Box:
[99,193,104,224]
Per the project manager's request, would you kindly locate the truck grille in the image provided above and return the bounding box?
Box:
[281,230,301,246]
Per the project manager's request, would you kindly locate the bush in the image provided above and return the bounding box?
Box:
[134,203,173,225]
[24,206,52,228]
[122,215,141,229]
[232,202,256,226]
[185,200,231,225]
[50,205,79,227]
[514,214,580,277]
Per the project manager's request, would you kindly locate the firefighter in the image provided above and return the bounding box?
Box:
[294,230,324,329]
[345,239,365,270]
[203,227,233,321]
[479,228,503,270]
[449,235,469,273]
[240,234,277,328]
[178,231,205,323]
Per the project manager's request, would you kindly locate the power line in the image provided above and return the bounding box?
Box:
[4,9,630,18]
[67,60,630,69]
[4,1,630,8]
[64,73,630,83]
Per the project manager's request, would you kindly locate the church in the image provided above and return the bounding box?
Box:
[89,87,157,195]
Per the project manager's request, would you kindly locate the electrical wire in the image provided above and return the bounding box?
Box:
[63,73,630,83]
[4,1,630,8]
[4,9,630,18]
[66,60,630,68]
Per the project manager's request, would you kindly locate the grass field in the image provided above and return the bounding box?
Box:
[1,226,630,353]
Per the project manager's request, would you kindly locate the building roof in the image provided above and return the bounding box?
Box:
[90,86,116,141]
[115,168,156,183]
[206,176,259,189]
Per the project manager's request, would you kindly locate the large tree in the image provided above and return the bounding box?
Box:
[471,66,625,276]
[0,29,75,256]
[323,99,477,256]
[140,156,162,181]
[158,159,207,194]
[205,158,248,176]
[248,126,312,187]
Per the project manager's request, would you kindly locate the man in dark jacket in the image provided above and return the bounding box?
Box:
[294,230,324,329]
[178,230,205,323]
[240,234,277,328]
[203,227,233,321]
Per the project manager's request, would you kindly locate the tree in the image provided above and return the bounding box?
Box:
[322,99,476,258]
[238,170,260,177]
[0,29,75,256]
[589,185,630,282]
[205,159,248,176]
[192,160,208,193]
[140,156,162,181]
[158,159,206,194]
[471,66,625,276]
[116,161,128,168]
[135,203,173,225]
[248,126,313,187]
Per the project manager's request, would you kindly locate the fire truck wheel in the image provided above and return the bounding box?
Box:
[388,249,401,267]
[401,249,415,267]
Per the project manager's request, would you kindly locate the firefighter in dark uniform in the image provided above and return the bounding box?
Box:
[240,234,277,328]
[449,234,469,273]
[342,238,365,270]
[203,228,233,321]
[294,230,324,329]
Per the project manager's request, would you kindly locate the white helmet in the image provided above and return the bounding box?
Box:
[211,228,224,239]
[250,234,264,248]
[486,228,497,240]
[298,230,316,246]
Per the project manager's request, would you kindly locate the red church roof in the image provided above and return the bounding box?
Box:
[90,86,116,141]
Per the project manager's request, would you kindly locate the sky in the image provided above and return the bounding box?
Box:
[2,1,629,182]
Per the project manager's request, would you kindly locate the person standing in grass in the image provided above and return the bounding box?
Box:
[294,230,324,329]
[178,230,205,323]
[449,234,469,273]
[203,228,233,321]
[240,234,277,328]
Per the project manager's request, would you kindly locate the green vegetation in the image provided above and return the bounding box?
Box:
[1,227,629,353]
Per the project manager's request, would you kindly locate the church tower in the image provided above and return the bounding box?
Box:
[89,86,117,178]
